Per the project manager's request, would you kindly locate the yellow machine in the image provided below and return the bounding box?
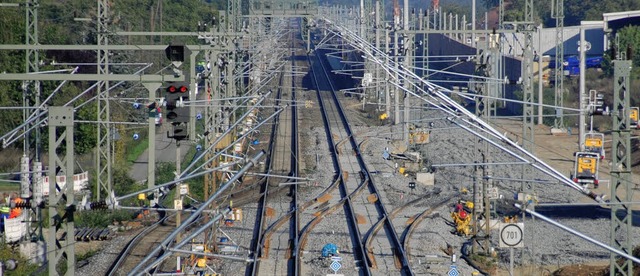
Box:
[631,107,639,129]
[407,124,430,144]
[583,132,605,159]
[451,204,471,236]
[572,152,599,187]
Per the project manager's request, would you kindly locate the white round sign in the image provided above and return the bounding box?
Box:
[500,223,523,247]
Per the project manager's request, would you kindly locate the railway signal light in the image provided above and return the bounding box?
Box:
[165,43,186,68]
[165,82,190,124]
[589,91,609,116]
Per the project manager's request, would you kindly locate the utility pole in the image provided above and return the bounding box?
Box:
[202,47,219,252]
[189,50,200,141]
[520,0,535,152]
[403,0,411,144]
[385,26,391,118]
[578,26,587,148]
[23,0,46,260]
[551,0,565,131]
[609,44,634,276]
[47,107,76,276]
[24,0,41,161]
[393,30,400,126]
[471,0,475,45]
[144,82,161,206]
[393,0,400,126]
[472,32,497,255]
[175,141,182,242]
[375,0,381,109]
[538,24,544,125]
[96,0,112,200]
[578,21,602,148]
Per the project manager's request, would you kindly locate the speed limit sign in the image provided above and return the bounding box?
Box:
[499,223,524,248]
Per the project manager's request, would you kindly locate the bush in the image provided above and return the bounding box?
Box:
[75,209,135,228]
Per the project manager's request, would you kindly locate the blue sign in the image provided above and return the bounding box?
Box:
[330,261,341,273]
[448,265,460,276]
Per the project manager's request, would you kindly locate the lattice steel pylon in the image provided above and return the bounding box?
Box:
[520,0,535,151]
[552,0,564,129]
[24,0,45,244]
[473,43,489,255]
[609,55,634,276]
[228,0,241,33]
[472,33,499,254]
[24,0,41,158]
[95,0,112,200]
[47,107,76,276]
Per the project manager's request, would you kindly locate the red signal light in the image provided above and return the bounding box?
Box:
[179,86,188,93]
[168,85,177,93]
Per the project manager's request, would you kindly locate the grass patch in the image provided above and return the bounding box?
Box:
[0,243,41,275]
[469,253,498,273]
[77,248,99,262]
[0,182,19,193]
[126,138,149,164]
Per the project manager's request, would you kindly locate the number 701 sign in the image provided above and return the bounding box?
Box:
[499,223,524,248]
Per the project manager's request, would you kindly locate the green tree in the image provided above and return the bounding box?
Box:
[616,26,640,67]
[75,103,98,155]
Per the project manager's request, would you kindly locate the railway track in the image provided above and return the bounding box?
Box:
[291,40,414,275]
[106,214,178,275]
[248,22,301,276]
[106,20,451,276]
[217,20,449,276]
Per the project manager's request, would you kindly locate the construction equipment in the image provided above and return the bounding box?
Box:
[451,203,471,236]
[630,107,639,129]
[572,152,600,187]
[408,123,431,144]
[583,132,605,159]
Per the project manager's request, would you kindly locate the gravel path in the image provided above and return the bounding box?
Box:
[76,231,139,275]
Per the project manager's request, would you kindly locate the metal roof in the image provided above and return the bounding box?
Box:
[603,10,640,31]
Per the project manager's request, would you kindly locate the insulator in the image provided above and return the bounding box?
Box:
[90,201,108,210]
[13,201,31,209]
[32,162,43,205]
[20,156,30,199]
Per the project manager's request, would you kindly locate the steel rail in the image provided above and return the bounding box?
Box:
[402,197,454,262]
[299,47,372,275]
[129,151,265,275]
[289,23,301,276]
[322,20,604,203]
[315,45,414,275]
[248,50,287,276]
[105,215,169,275]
